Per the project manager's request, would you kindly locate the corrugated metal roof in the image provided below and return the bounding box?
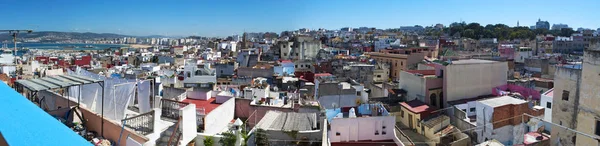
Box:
[15,75,102,92]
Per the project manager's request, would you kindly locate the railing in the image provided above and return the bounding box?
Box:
[168,117,183,146]
[161,98,190,120]
[122,110,155,135]
[176,92,187,101]
[395,125,415,146]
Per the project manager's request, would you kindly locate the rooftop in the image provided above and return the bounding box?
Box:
[182,98,221,114]
[543,88,554,97]
[422,115,449,128]
[477,96,527,108]
[404,70,436,76]
[523,132,550,145]
[255,111,318,131]
[331,140,398,146]
[0,82,91,145]
[400,99,435,113]
[450,59,497,65]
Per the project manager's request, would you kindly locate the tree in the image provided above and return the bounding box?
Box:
[219,131,237,146]
[255,129,270,146]
[203,136,214,146]
[559,28,575,37]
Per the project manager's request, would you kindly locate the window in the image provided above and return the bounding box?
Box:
[382,131,387,135]
[357,91,361,96]
[374,130,379,135]
[562,90,570,101]
[462,109,467,113]
[560,121,562,125]
[284,53,287,56]
[417,119,420,127]
[400,110,404,118]
[377,75,381,78]
[336,132,340,136]
[596,121,600,136]
[401,61,403,66]
[430,93,437,106]
[547,102,552,109]
[295,53,299,56]
[470,108,476,112]
[295,65,298,68]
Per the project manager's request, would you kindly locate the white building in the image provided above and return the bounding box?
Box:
[514,47,533,63]
[474,96,544,145]
[540,88,553,132]
[326,103,404,145]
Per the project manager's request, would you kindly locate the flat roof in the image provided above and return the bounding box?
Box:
[255,111,318,131]
[15,74,102,92]
[478,96,527,108]
[450,59,497,65]
[182,98,221,114]
[0,82,91,145]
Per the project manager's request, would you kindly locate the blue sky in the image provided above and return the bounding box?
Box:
[1,0,598,37]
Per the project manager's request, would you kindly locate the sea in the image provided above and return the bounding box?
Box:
[0,43,126,50]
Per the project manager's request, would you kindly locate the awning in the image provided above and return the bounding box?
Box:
[15,75,103,92]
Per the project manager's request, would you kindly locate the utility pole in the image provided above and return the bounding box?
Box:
[0,30,33,78]
[0,30,33,57]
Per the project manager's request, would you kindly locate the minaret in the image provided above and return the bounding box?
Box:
[517,21,520,27]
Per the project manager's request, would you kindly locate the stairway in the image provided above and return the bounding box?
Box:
[156,118,182,146]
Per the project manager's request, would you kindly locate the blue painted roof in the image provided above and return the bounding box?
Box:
[0,82,91,146]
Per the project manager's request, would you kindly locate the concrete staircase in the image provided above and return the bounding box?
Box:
[156,118,182,146]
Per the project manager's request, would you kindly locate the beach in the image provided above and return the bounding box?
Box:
[128,44,153,48]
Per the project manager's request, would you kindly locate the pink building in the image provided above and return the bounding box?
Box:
[498,44,515,60]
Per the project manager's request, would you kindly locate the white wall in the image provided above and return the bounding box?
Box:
[445,61,508,104]
[203,97,235,135]
[540,93,553,124]
[399,71,426,101]
[187,90,211,100]
[329,116,396,143]
[319,94,358,109]
[180,104,198,145]
[475,101,494,143]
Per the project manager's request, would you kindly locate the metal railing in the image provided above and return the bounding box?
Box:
[168,117,183,146]
[122,110,155,135]
[160,98,189,120]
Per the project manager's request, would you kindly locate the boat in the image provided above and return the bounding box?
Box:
[84,45,95,48]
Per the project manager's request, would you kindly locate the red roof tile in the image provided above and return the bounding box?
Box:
[182,98,221,115]
[400,100,433,113]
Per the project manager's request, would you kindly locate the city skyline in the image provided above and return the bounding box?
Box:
[1,0,599,37]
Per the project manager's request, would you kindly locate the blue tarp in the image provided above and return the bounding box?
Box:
[0,82,91,146]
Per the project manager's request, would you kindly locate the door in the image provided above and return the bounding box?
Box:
[408,114,414,129]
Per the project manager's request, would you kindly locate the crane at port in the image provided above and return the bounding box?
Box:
[0,30,33,56]
[0,30,33,78]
